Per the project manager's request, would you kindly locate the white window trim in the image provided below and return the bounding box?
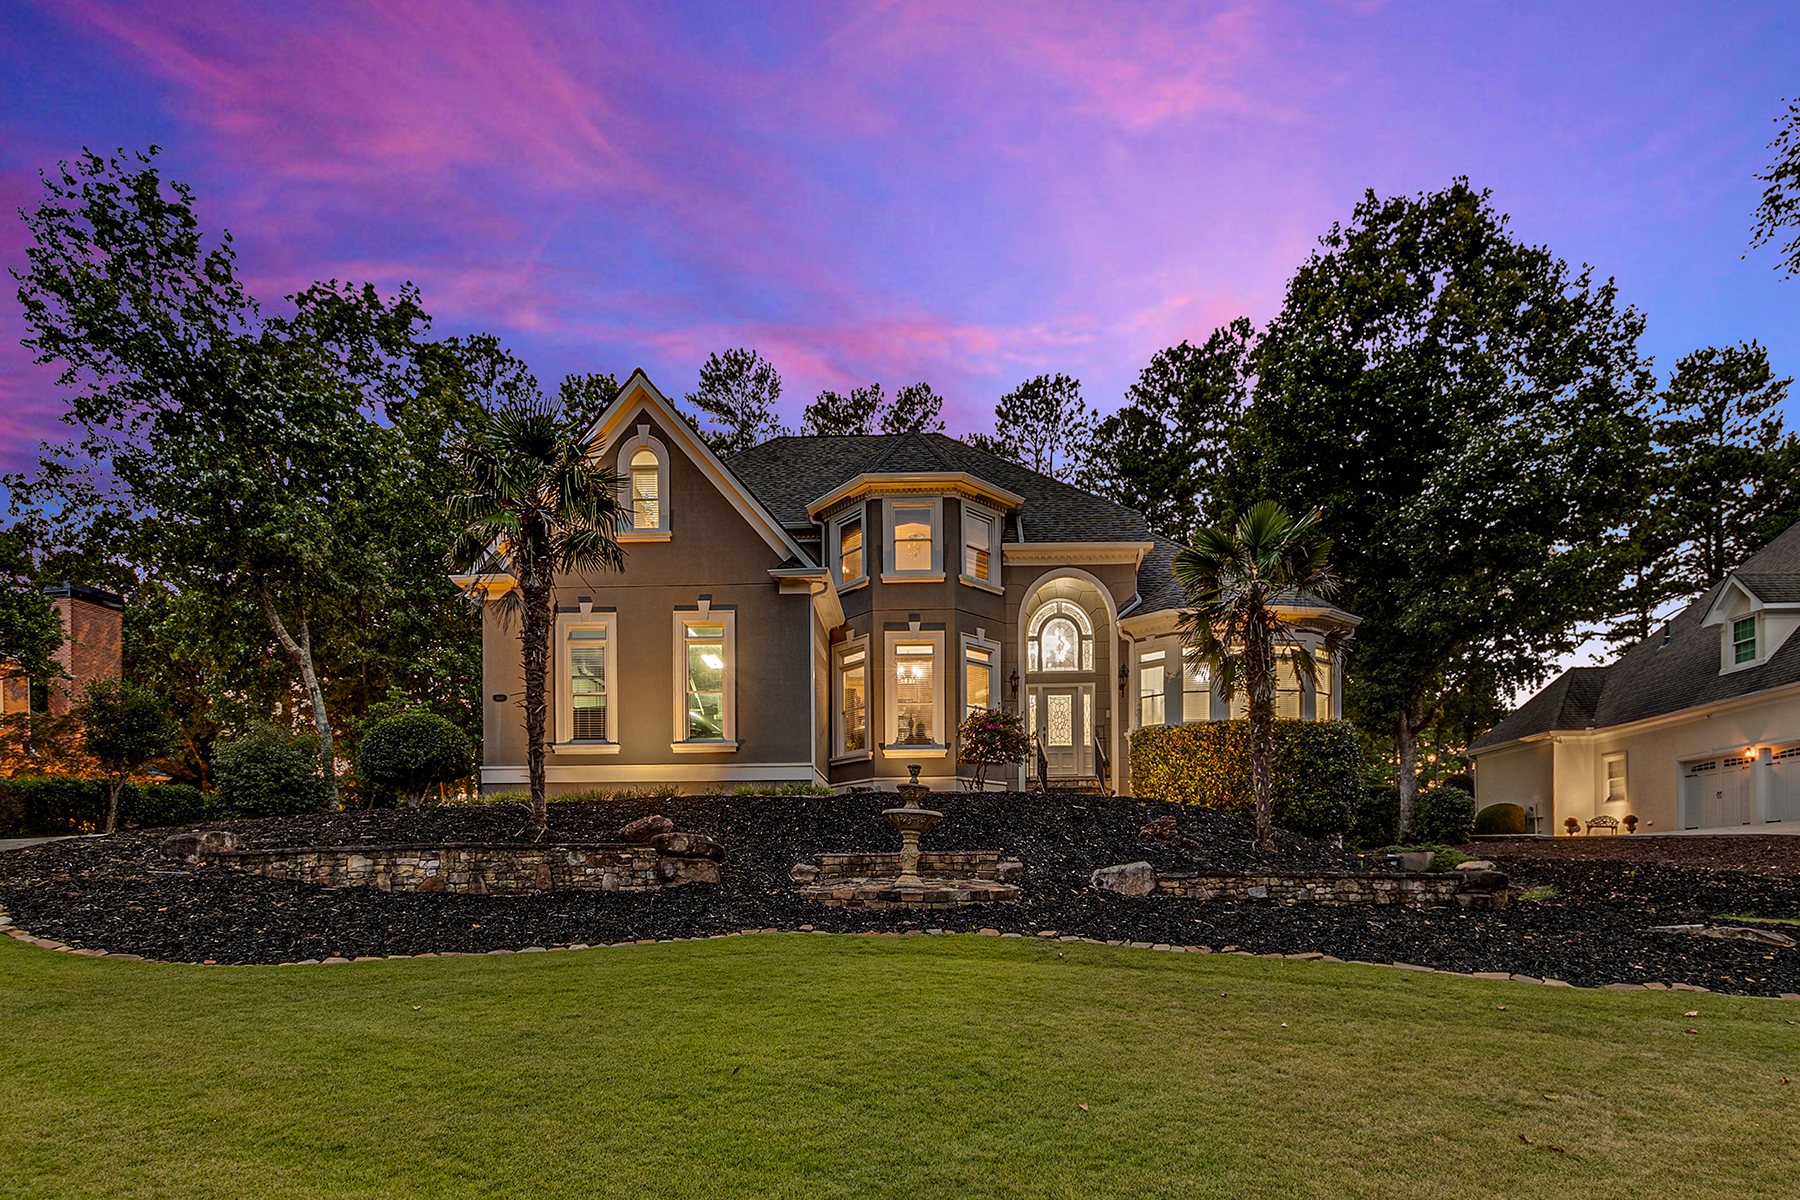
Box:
[1310,647,1335,721]
[1136,645,1169,729]
[833,635,873,764]
[960,630,1002,721]
[882,628,949,756]
[959,499,1003,592]
[1603,751,1627,805]
[1182,647,1213,724]
[881,496,945,582]
[830,506,869,592]
[1726,613,1761,671]
[554,609,620,753]
[616,425,671,542]
[672,609,738,750]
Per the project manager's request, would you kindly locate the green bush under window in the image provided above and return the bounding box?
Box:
[1129,720,1363,839]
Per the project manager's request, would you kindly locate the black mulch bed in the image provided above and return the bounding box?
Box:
[5,792,1800,996]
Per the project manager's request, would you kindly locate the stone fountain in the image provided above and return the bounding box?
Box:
[883,765,943,887]
[788,766,1023,910]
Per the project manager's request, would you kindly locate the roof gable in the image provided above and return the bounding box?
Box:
[586,371,812,564]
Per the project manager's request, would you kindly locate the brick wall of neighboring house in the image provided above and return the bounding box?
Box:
[1,674,27,715]
[43,584,125,716]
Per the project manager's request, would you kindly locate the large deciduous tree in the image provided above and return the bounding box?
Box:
[1175,502,1340,853]
[0,526,62,692]
[12,148,433,810]
[448,371,625,837]
[1244,179,1654,835]
[1082,319,1256,543]
[684,349,788,454]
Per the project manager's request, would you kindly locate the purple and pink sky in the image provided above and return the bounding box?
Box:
[2,0,1796,479]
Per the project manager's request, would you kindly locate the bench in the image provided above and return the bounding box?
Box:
[1585,814,1621,835]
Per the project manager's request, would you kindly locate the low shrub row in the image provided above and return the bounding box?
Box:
[1129,720,1363,839]
[1,777,225,835]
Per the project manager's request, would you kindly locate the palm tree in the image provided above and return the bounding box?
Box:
[449,397,625,837]
[1174,501,1343,852]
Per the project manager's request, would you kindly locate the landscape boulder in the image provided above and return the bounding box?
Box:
[789,862,820,884]
[159,830,241,863]
[1702,925,1796,947]
[1453,860,1496,872]
[617,814,673,844]
[651,831,726,860]
[1090,861,1157,896]
[995,859,1025,884]
[1455,870,1510,893]
[656,857,721,886]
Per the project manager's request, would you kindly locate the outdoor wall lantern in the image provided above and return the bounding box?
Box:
[1008,669,1019,698]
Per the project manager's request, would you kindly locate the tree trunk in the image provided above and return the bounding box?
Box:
[1395,696,1429,838]
[1246,613,1278,853]
[105,777,124,835]
[518,570,552,838]
[257,582,340,812]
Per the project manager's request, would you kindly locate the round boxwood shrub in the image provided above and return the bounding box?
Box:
[213,724,328,819]
[1474,802,1527,836]
[1129,719,1363,839]
[355,712,473,809]
[1410,784,1475,845]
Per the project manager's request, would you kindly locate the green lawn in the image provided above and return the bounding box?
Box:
[2,934,1796,1199]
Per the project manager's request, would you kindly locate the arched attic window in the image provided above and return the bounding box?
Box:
[1028,600,1093,673]
[616,426,670,541]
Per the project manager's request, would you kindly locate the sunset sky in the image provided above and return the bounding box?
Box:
[1,1,1796,476]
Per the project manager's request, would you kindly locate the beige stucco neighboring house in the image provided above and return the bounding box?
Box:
[1468,519,1800,833]
[462,370,1356,796]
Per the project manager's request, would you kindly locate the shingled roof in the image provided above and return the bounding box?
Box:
[1471,519,1800,750]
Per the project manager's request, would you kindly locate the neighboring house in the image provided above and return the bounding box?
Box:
[1469,518,1800,833]
[461,371,1357,796]
[0,583,125,717]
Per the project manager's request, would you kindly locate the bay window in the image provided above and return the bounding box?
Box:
[1312,648,1333,720]
[1138,649,1166,726]
[883,630,947,750]
[837,514,865,586]
[962,502,1000,588]
[962,636,998,719]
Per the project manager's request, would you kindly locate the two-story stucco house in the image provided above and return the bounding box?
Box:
[463,371,1355,796]
[1468,518,1800,832]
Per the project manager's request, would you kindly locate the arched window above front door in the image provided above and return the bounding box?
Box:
[615,425,670,541]
[1029,600,1093,673]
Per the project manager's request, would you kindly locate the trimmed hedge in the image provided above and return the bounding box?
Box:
[1413,785,1475,845]
[1474,802,1528,836]
[1129,720,1363,839]
[1,777,222,835]
[355,712,473,808]
[213,725,328,818]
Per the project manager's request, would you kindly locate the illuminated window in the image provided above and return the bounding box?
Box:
[1028,601,1093,673]
[836,643,868,756]
[962,502,1001,587]
[1138,649,1166,727]
[630,449,659,529]
[893,644,937,745]
[963,640,996,719]
[673,611,736,744]
[836,514,865,585]
[1312,648,1333,721]
[555,611,617,748]
[1183,652,1211,722]
[882,497,943,578]
[616,428,670,540]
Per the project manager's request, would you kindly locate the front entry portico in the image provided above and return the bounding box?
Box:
[1029,683,1093,778]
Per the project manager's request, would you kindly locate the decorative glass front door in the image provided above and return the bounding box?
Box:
[1032,685,1091,777]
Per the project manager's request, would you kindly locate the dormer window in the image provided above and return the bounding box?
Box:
[616,426,670,541]
[1733,616,1757,664]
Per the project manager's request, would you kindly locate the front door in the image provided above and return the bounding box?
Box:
[1031,685,1091,777]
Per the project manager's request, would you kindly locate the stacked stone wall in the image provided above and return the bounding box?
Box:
[214,843,663,895]
[1156,871,1463,909]
[816,850,1003,880]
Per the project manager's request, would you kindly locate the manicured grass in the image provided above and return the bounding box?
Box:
[1719,913,1800,926]
[2,935,1797,1199]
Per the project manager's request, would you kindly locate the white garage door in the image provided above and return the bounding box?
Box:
[1683,758,1754,829]
[1772,746,1800,824]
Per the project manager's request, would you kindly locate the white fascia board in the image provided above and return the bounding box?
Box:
[1468,676,1800,757]
[1002,541,1154,567]
[806,472,1024,519]
[769,566,844,628]
[586,370,813,565]
[1700,578,1761,627]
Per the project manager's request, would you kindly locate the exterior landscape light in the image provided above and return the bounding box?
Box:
[1746,747,1757,759]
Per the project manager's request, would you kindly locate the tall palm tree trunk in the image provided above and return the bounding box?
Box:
[518,568,553,837]
[1246,611,1278,852]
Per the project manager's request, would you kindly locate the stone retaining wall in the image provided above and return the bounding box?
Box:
[815,850,1005,879]
[1156,871,1466,909]
[212,843,664,895]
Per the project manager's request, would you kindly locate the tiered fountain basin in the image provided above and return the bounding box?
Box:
[796,850,1023,909]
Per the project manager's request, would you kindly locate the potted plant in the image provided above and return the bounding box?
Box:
[1564,816,1580,836]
